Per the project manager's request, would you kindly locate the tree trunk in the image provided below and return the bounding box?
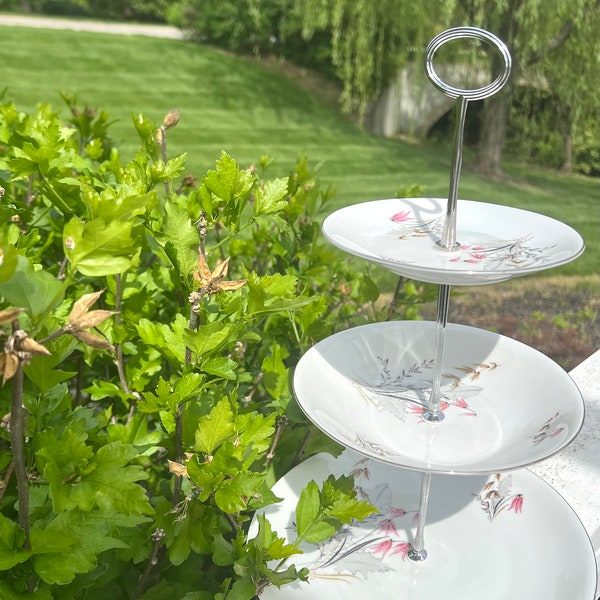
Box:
[560,132,573,173]
[474,90,511,178]
[20,0,32,12]
[557,100,574,173]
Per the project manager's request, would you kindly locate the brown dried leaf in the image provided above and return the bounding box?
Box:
[219,279,247,291]
[18,337,51,356]
[194,253,212,285]
[73,330,115,352]
[73,309,117,330]
[167,459,189,478]
[211,257,230,280]
[69,290,105,324]
[193,255,246,295]
[0,308,25,325]
[1,352,18,385]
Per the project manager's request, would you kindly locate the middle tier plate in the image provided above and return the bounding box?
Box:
[293,321,584,474]
[322,198,585,285]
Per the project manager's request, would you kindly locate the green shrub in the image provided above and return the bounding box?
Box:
[0,96,430,597]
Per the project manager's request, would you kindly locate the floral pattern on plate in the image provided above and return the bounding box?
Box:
[290,459,522,582]
[353,358,500,422]
[388,209,555,270]
[475,473,524,522]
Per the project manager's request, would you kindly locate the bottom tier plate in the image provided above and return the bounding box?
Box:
[253,450,597,599]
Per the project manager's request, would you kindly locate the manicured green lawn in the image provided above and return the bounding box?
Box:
[0,24,597,277]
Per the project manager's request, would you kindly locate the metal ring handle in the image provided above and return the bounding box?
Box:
[425,26,512,100]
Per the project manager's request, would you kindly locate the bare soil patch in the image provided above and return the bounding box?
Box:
[418,275,599,371]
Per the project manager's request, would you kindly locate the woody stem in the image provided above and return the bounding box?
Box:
[10,321,30,548]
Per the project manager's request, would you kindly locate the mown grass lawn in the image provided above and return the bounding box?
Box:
[0,24,597,278]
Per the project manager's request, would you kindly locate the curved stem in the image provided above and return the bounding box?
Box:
[10,358,29,549]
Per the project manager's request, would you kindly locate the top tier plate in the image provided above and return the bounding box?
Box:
[322,198,585,285]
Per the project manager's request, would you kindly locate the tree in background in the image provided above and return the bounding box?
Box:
[452,0,600,176]
[293,0,454,119]
[292,0,600,177]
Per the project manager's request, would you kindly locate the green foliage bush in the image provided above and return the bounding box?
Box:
[0,96,432,598]
[505,87,600,175]
[4,0,169,22]
[166,0,336,78]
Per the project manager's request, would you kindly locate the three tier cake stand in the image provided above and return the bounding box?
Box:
[254,27,597,599]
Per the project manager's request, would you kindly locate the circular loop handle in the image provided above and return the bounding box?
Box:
[425,26,512,101]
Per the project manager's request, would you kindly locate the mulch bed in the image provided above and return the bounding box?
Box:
[418,276,599,371]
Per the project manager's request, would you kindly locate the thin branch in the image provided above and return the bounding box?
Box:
[243,372,263,407]
[9,325,30,548]
[386,276,406,321]
[0,459,15,504]
[224,512,239,537]
[292,427,314,468]
[265,415,288,466]
[175,217,208,503]
[158,125,170,197]
[523,0,600,70]
[113,275,137,421]
[135,528,165,598]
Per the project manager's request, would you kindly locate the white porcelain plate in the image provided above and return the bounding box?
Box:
[322,198,585,285]
[253,450,597,600]
[293,321,584,474]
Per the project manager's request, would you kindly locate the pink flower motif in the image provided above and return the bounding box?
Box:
[388,506,406,518]
[408,401,448,416]
[454,398,469,409]
[378,519,399,537]
[450,256,462,262]
[390,210,412,223]
[390,542,411,560]
[472,245,486,250]
[550,427,565,438]
[469,253,487,260]
[369,539,393,558]
[509,494,524,514]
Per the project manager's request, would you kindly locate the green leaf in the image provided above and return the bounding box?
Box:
[31,511,130,585]
[200,356,237,379]
[214,471,265,513]
[235,412,276,456]
[69,442,153,515]
[36,427,94,511]
[0,254,64,316]
[253,177,289,216]
[224,576,256,600]
[194,398,234,455]
[24,353,77,393]
[295,480,322,541]
[157,201,199,279]
[106,412,163,452]
[251,514,300,562]
[0,513,31,570]
[0,242,18,283]
[322,474,377,524]
[211,532,236,566]
[136,318,187,364]
[63,217,138,276]
[261,344,289,404]
[182,321,233,361]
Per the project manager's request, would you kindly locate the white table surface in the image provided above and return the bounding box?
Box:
[530,349,600,597]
